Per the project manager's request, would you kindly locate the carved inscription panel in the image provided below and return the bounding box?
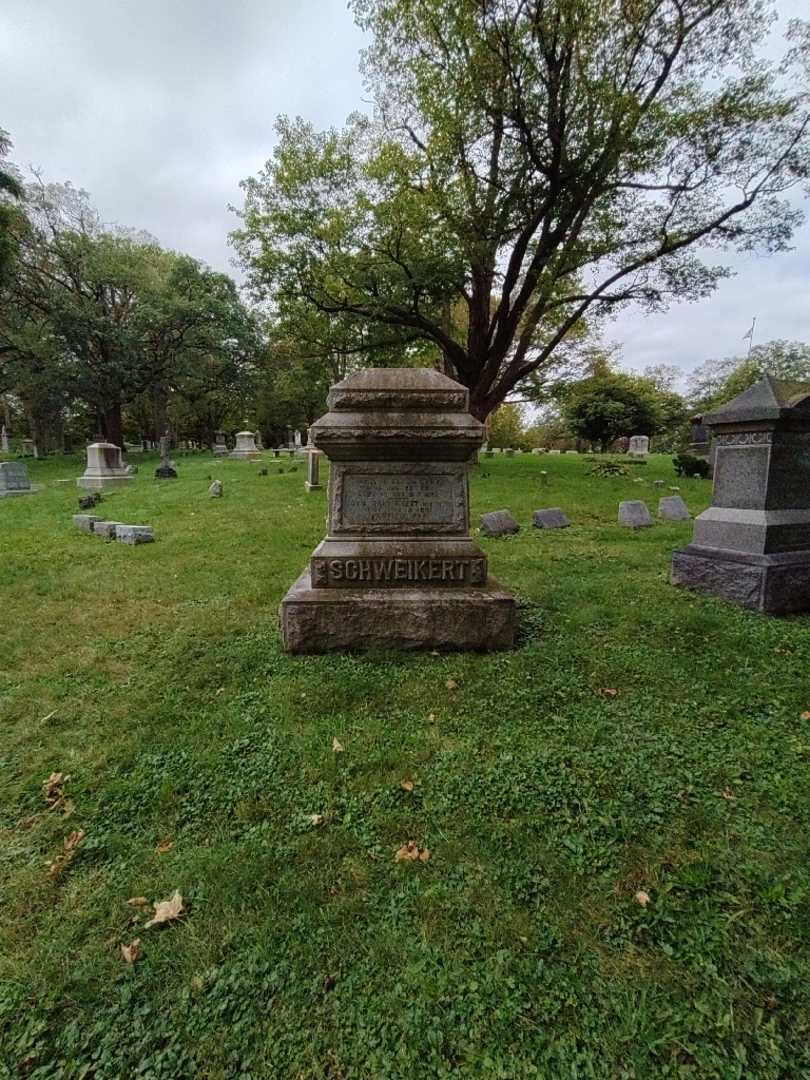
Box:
[331,465,467,535]
[312,556,487,588]
[0,463,29,491]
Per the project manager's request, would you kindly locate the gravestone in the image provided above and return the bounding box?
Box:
[77,442,134,491]
[1,425,9,453]
[22,438,35,457]
[93,520,123,539]
[73,514,101,532]
[505,448,515,456]
[229,431,260,459]
[208,480,223,498]
[155,435,178,479]
[658,496,691,521]
[213,432,228,456]
[618,500,653,528]
[305,449,322,491]
[628,435,649,458]
[115,525,154,545]
[480,510,520,536]
[0,461,38,498]
[532,507,570,529]
[671,376,810,613]
[279,368,516,652]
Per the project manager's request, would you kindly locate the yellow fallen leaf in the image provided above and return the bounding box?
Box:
[332,737,344,753]
[395,841,430,863]
[144,890,185,929]
[599,688,619,698]
[309,814,325,826]
[634,890,650,907]
[46,829,85,879]
[720,787,736,801]
[427,713,436,723]
[400,780,414,792]
[64,829,85,852]
[127,896,150,908]
[121,939,141,964]
[801,711,810,720]
[445,678,458,691]
[155,838,173,854]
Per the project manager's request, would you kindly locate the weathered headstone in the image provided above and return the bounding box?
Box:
[208,480,223,498]
[155,434,178,479]
[115,525,155,545]
[279,368,516,652]
[532,507,570,529]
[671,376,810,613]
[549,449,561,455]
[73,514,101,532]
[480,510,520,536]
[77,442,134,491]
[213,432,228,456]
[305,449,322,491]
[505,448,515,456]
[658,496,691,521]
[0,425,9,453]
[229,431,260,459]
[93,520,123,539]
[0,461,37,498]
[618,500,653,528]
[628,435,649,458]
[22,438,35,457]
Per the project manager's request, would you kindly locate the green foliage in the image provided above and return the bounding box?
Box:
[0,127,24,284]
[234,0,809,418]
[586,458,630,477]
[558,371,664,452]
[689,341,810,414]
[3,452,810,1077]
[488,403,525,449]
[674,453,711,479]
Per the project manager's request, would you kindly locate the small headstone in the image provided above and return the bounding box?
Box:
[78,492,102,509]
[93,520,123,539]
[208,481,223,498]
[480,509,520,537]
[125,464,138,475]
[305,449,322,491]
[658,496,691,521]
[618,500,653,528]
[213,432,228,456]
[505,448,514,456]
[653,479,664,488]
[0,461,36,498]
[565,450,578,454]
[272,448,280,458]
[115,525,155,545]
[549,449,561,455]
[155,434,178,479]
[531,448,545,455]
[532,508,570,529]
[628,435,650,458]
[73,514,101,532]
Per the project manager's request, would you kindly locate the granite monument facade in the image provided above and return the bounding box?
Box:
[77,442,134,491]
[671,376,810,613]
[279,368,516,652]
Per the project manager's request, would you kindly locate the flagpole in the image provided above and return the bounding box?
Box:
[747,316,757,358]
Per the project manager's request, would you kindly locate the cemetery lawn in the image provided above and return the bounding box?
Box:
[3,451,810,1080]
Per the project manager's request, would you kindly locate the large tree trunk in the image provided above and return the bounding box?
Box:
[101,402,124,450]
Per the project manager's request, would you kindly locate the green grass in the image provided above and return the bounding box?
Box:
[2,450,810,1079]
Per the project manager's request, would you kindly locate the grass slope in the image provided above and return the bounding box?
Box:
[2,451,810,1079]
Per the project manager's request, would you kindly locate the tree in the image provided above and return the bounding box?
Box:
[233,0,810,421]
[0,181,257,449]
[558,372,663,452]
[488,402,525,448]
[688,339,810,412]
[0,128,24,284]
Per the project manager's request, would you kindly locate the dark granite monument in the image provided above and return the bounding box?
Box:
[671,375,810,613]
[279,368,516,652]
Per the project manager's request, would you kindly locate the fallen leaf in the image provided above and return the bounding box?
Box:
[127,896,149,908]
[634,890,651,907]
[43,771,70,808]
[332,737,344,753]
[400,780,414,792]
[39,710,57,724]
[309,814,325,826]
[47,829,85,879]
[801,711,810,721]
[155,838,173,854]
[323,974,337,992]
[121,939,141,964]
[427,712,436,723]
[144,890,185,929]
[64,829,85,852]
[720,787,736,801]
[598,688,619,698]
[395,841,430,863]
[445,678,458,691]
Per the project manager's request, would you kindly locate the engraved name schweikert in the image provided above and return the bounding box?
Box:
[313,557,486,587]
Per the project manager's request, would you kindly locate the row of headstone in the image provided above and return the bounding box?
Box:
[619,497,691,528]
[479,508,572,536]
[72,516,155,544]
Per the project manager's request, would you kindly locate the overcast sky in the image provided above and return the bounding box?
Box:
[1,0,808,388]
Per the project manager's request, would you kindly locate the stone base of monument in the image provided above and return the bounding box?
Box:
[671,545,810,615]
[280,569,515,653]
[76,473,134,491]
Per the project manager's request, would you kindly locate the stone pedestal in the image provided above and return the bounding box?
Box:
[213,432,228,456]
[77,442,134,491]
[305,449,322,491]
[229,431,260,458]
[280,368,516,652]
[671,376,810,613]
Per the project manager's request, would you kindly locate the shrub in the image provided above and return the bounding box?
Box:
[673,453,710,478]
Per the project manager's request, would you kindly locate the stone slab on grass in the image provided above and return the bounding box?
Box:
[532,507,570,529]
[480,510,520,537]
[618,501,653,528]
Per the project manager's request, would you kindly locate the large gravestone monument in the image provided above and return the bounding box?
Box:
[671,376,810,613]
[628,435,649,458]
[155,435,178,479]
[229,430,260,459]
[213,432,228,456]
[77,442,134,491]
[279,368,516,652]
[0,461,38,498]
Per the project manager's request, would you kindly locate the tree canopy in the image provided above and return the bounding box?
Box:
[233,0,810,419]
[688,339,810,412]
